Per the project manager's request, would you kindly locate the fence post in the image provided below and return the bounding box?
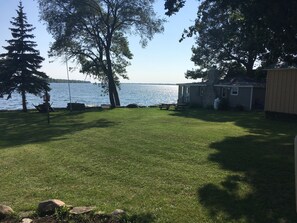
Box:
[295,136,297,212]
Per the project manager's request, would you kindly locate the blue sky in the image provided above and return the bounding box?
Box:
[0,0,199,84]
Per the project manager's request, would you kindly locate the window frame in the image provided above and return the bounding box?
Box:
[230,87,239,96]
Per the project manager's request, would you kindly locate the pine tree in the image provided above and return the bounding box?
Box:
[0,1,50,112]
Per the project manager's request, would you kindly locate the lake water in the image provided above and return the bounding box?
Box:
[0,83,178,110]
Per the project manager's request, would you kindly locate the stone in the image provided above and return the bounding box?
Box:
[0,205,14,220]
[19,211,35,219]
[37,199,65,216]
[69,206,95,215]
[111,209,126,217]
[111,209,126,222]
[94,211,111,221]
[21,218,33,223]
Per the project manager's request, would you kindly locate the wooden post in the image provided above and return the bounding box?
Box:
[46,101,50,124]
[44,91,50,124]
[295,136,297,212]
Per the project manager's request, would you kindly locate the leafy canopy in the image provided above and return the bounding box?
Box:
[38,0,164,106]
[164,0,297,80]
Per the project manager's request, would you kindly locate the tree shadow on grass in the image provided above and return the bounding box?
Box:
[198,132,297,222]
[171,109,297,222]
[124,212,156,223]
[0,110,118,149]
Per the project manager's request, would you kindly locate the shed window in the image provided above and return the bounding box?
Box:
[231,87,239,96]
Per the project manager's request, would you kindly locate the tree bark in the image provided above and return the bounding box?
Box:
[246,55,255,77]
[107,73,120,108]
[21,90,27,112]
[106,49,120,108]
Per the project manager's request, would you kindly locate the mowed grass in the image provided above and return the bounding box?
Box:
[0,108,297,222]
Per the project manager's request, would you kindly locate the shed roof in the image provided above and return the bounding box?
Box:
[177,82,207,87]
[216,76,265,87]
[178,77,265,88]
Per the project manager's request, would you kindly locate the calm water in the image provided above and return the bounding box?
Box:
[0,83,178,110]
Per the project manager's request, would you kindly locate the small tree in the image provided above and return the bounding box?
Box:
[0,1,50,112]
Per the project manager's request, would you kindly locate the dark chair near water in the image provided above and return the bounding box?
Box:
[33,103,55,113]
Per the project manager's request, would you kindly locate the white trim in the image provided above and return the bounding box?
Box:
[215,84,255,88]
[177,83,207,87]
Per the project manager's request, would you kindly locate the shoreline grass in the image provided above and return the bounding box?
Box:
[0,108,297,222]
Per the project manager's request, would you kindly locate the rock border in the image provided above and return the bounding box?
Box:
[0,199,126,223]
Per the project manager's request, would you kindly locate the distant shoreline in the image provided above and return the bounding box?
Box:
[48,78,91,83]
[48,80,177,85]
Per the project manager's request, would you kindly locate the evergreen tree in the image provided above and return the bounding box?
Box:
[0,1,50,112]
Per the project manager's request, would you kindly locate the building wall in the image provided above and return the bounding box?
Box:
[189,86,203,105]
[265,69,297,114]
[203,85,217,108]
[189,85,219,108]
[252,88,266,109]
[178,85,190,104]
[216,86,265,111]
[227,87,251,110]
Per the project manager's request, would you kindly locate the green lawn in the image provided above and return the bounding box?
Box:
[0,108,297,222]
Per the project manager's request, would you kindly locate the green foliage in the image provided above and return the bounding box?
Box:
[165,0,297,79]
[186,0,269,79]
[0,1,49,112]
[38,0,164,107]
[54,206,71,222]
[164,0,185,16]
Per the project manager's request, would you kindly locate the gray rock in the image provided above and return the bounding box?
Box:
[21,218,33,223]
[19,211,35,219]
[0,204,14,220]
[95,211,111,221]
[69,206,95,215]
[112,209,126,217]
[37,199,65,216]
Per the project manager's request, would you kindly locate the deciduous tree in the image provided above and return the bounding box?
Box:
[38,0,164,107]
[164,0,297,80]
[185,0,269,80]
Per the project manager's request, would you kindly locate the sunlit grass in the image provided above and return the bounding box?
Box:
[0,108,296,222]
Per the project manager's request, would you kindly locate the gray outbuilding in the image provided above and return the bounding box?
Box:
[177,69,266,111]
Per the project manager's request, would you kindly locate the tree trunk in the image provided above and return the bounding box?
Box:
[21,90,27,112]
[246,55,255,77]
[107,74,120,108]
[108,79,116,108]
[106,49,120,108]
